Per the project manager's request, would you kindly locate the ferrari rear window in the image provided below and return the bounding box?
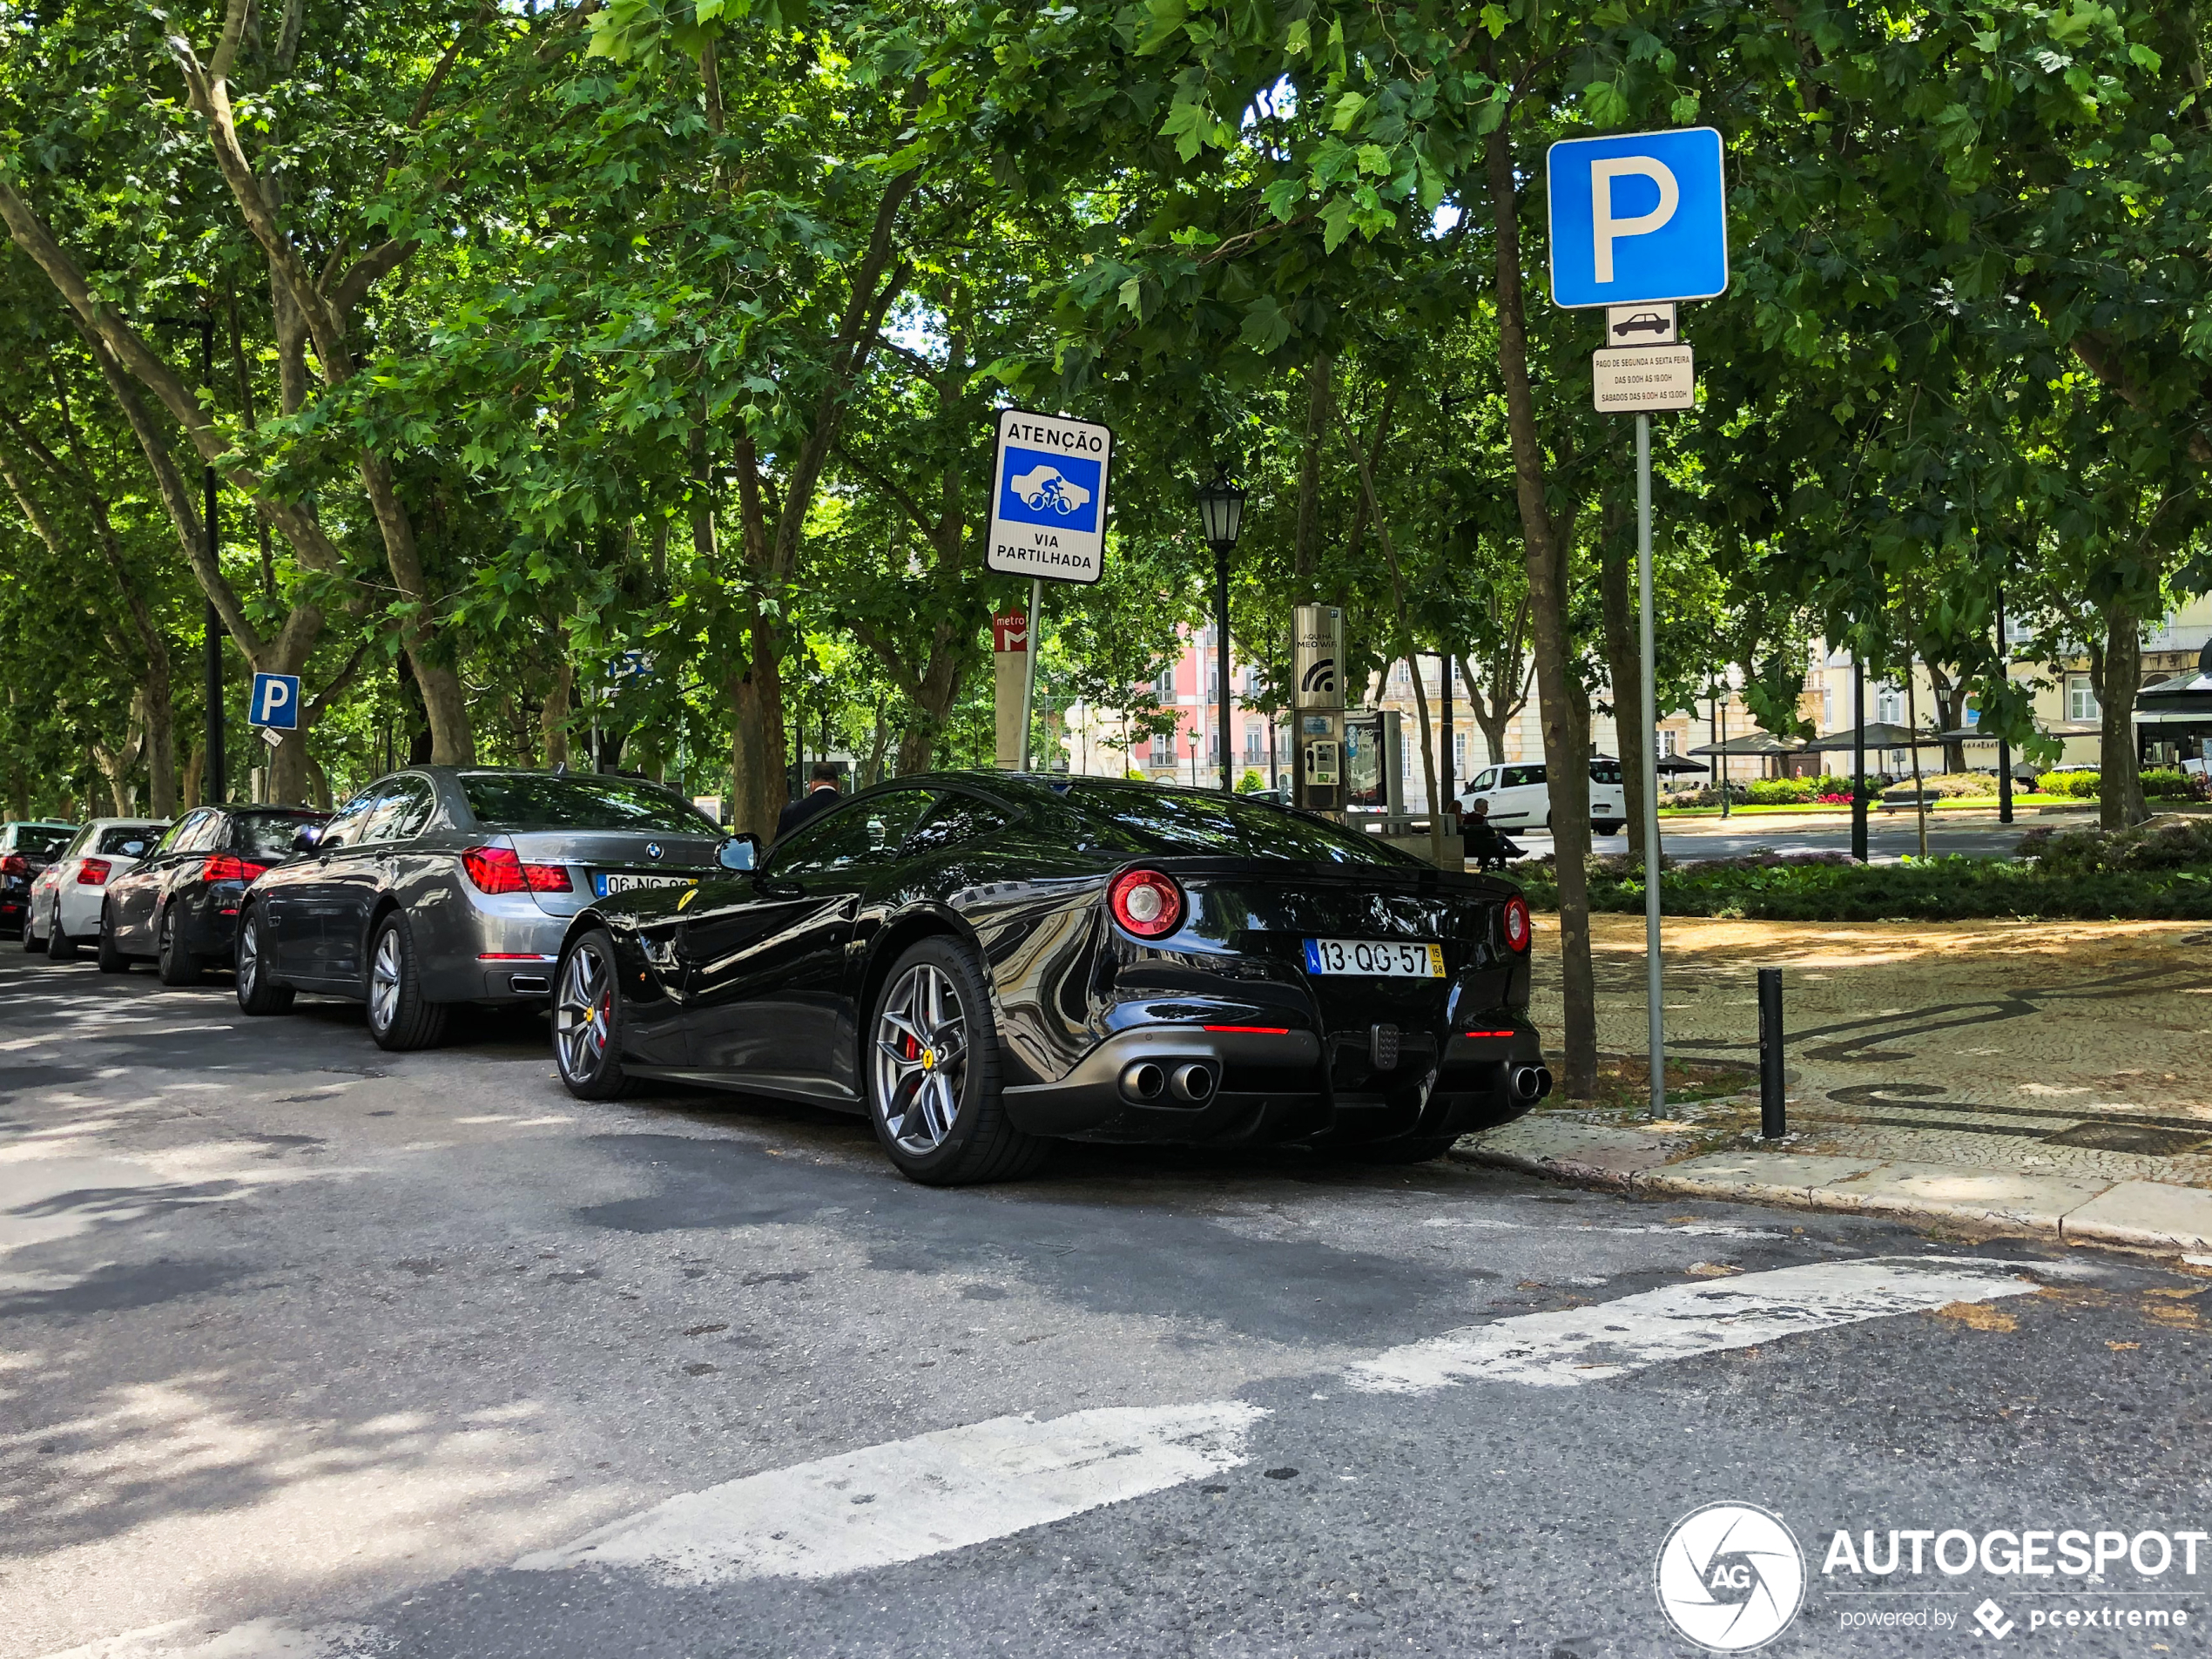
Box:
[1056,786,1420,866]
[462,773,714,833]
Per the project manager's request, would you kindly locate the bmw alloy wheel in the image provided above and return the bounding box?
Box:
[555,940,611,1081]
[871,962,967,1153]
[368,927,403,1033]
[238,914,260,989]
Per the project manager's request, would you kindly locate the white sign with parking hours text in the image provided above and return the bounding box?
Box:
[1593,344,1695,413]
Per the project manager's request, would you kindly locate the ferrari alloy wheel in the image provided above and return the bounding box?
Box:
[366,913,447,1051]
[864,937,1044,1186]
[873,962,968,1155]
[553,928,630,1098]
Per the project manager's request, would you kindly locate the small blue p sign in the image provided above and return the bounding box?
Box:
[251,672,301,730]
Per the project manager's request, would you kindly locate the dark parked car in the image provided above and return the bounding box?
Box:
[236,768,723,1051]
[550,772,1552,1185]
[100,805,328,982]
[0,821,78,936]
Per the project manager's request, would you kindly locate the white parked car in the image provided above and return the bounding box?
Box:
[1460,759,1628,836]
[24,818,167,961]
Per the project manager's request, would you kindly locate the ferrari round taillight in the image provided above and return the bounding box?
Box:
[1108,868,1184,939]
[1502,894,1531,954]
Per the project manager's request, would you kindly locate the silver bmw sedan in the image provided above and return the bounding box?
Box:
[235,767,726,1050]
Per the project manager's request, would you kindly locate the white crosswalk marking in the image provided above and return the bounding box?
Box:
[512,1401,1269,1586]
[1346,1256,2040,1393]
[513,1255,2047,1589]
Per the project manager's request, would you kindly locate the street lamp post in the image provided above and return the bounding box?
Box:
[1186,729,1199,790]
[1197,473,1245,793]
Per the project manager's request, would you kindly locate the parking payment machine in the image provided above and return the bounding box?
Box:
[1293,604,1345,812]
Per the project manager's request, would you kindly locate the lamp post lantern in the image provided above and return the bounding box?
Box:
[1196,472,1245,792]
[1186,728,1200,790]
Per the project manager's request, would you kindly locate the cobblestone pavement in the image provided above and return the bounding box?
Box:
[1502,915,2212,1236]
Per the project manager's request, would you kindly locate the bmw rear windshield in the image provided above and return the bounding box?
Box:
[96,826,162,856]
[462,772,715,833]
[234,812,325,860]
[9,826,72,855]
[1055,784,1420,866]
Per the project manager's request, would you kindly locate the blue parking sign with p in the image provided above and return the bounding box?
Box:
[1547,127,1728,309]
[251,672,301,730]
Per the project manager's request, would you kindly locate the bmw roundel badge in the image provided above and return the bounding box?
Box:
[645,843,663,860]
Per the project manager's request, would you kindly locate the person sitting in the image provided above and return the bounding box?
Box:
[1463,799,1519,871]
[775,762,844,840]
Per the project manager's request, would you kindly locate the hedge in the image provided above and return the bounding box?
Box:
[1515,820,2212,921]
[2034,768,2198,799]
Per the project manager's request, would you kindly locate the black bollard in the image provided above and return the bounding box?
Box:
[1757,967,1785,1138]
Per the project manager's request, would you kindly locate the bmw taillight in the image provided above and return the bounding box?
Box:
[1108,868,1184,939]
[201,854,270,884]
[77,859,111,886]
[461,845,571,894]
[1502,894,1531,954]
[0,854,26,879]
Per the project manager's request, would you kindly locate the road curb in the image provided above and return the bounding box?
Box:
[1448,1136,2212,1259]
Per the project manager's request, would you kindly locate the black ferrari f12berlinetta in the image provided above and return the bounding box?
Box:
[550,772,1552,1184]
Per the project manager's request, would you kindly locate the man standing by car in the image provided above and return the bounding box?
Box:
[776,764,843,841]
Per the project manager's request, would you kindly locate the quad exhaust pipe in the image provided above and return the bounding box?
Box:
[1170,1062,1215,1103]
[1118,1059,1217,1105]
[1509,1063,1554,1103]
[1121,1062,1166,1102]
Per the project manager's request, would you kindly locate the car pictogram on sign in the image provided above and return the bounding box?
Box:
[1613,311,1671,337]
[1008,465,1092,515]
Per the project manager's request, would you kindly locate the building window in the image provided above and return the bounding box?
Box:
[1822,686,1836,730]
[1153,667,1175,701]
[1875,685,1905,725]
[1207,731,1220,762]
[1657,728,1679,757]
[1244,725,1262,760]
[2067,675,2100,722]
[1453,732,1467,775]
[1150,732,1173,765]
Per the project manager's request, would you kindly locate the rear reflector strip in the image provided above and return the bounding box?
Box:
[1202,1025,1291,1035]
[1462,1029,1515,1038]
[480,952,557,961]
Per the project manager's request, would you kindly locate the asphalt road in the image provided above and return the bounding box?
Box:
[1514,806,2102,866]
[3,948,2207,1658]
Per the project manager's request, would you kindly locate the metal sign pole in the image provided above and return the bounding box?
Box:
[1636,412,1664,1118]
[1019,577,1043,771]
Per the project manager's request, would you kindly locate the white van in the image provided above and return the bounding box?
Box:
[1460,759,1627,836]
